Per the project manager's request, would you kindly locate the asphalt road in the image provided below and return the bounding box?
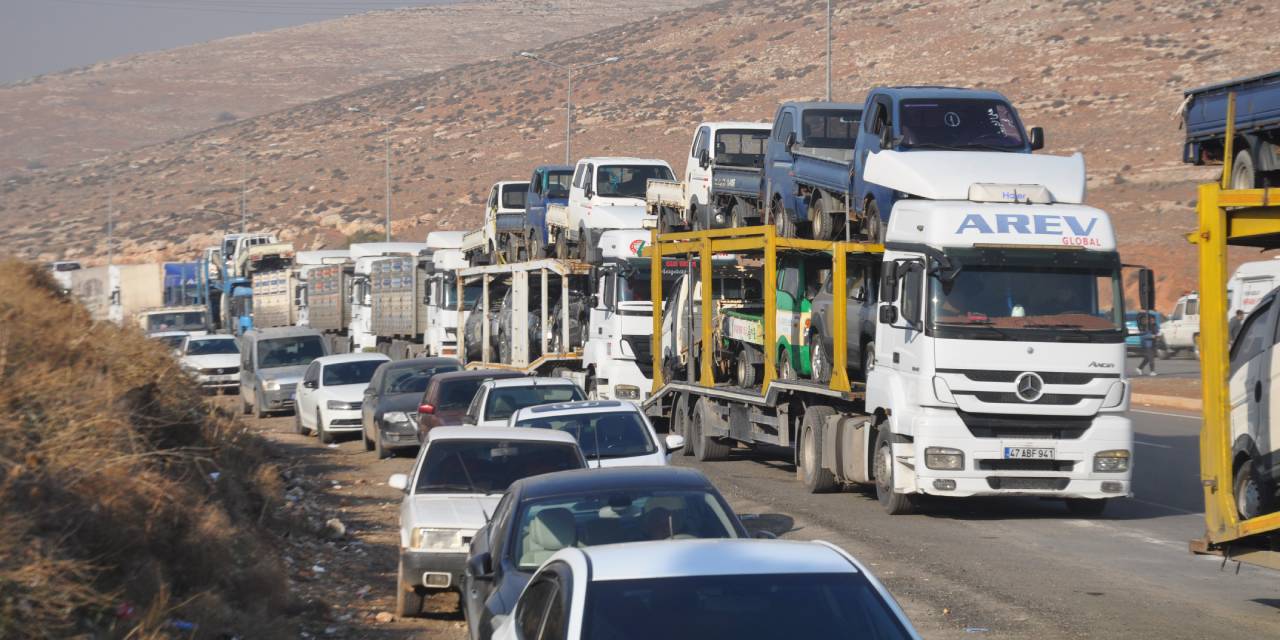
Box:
[1125,353,1201,380]
[674,407,1279,639]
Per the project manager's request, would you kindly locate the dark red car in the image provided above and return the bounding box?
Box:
[415,369,524,441]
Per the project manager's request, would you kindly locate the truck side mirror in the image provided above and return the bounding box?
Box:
[880,262,899,303]
[878,305,898,324]
[1029,126,1045,151]
[699,148,710,169]
[784,131,796,152]
[1138,268,1156,311]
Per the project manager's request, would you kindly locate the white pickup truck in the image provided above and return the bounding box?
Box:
[545,157,674,262]
[647,122,772,232]
[462,181,530,265]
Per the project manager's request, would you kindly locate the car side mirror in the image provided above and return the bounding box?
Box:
[1029,126,1045,151]
[388,473,408,492]
[664,434,686,453]
[698,149,710,169]
[1138,268,1156,311]
[879,305,898,325]
[468,552,494,581]
[303,380,317,389]
[784,131,796,152]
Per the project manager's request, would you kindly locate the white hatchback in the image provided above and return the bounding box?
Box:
[506,400,684,468]
[295,353,390,443]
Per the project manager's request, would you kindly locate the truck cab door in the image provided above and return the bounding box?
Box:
[688,126,711,215]
[1228,299,1276,477]
[876,259,925,385]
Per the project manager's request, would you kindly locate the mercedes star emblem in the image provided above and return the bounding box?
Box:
[1014,372,1045,403]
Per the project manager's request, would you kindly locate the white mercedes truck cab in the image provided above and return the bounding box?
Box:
[578,230,659,403]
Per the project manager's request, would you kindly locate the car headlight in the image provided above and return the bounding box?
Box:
[327,400,358,410]
[384,411,413,425]
[615,385,641,400]
[925,447,964,470]
[411,527,467,552]
[1094,450,1130,473]
[263,379,281,391]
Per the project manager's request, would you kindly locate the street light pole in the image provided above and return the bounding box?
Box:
[517,52,621,164]
[826,0,832,101]
[347,104,425,242]
[107,187,114,267]
[240,158,248,233]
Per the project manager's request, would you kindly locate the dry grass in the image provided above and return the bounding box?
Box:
[0,260,290,638]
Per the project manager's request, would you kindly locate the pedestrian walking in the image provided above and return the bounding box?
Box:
[1229,309,1245,343]
[1136,311,1158,376]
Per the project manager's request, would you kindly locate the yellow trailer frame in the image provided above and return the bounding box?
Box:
[646,225,883,396]
[1192,93,1280,569]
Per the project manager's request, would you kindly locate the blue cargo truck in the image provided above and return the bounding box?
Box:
[524,164,574,258]
[1182,71,1280,189]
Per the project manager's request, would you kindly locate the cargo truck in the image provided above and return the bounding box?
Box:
[461,181,531,264]
[69,263,164,326]
[546,157,674,262]
[645,150,1149,516]
[348,242,429,352]
[523,164,574,259]
[1181,71,1280,189]
[307,263,353,354]
[245,243,297,329]
[647,122,771,232]
[421,231,475,359]
[293,250,351,328]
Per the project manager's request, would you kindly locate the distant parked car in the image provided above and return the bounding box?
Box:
[416,369,526,439]
[490,539,921,640]
[506,400,684,467]
[361,357,462,458]
[389,426,587,617]
[295,353,390,444]
[179,334,240,393]
[462,466,747,640]
[239,327,329,417]
[463,377,585,428]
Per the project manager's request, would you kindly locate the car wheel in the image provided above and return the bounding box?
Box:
[254,390,268,419]
[394,557,419,618]
[295,410,306,436]
[242,396,252,416]
[809,196,840,241]
[809,334,832,384]
[1065,498,1109,517]
[362,424,374,451]
[318,411,334,444]
[874,429,915,515]
[692,399,731,461]
[798,405,838,493]
[777,346,797,381]
[375,429,389,460]
[863,200,885,243]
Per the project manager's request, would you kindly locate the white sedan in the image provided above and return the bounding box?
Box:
[493,539,922,640]
[178,334,241,393]
[506,400,684,467]
[295,353,390,444]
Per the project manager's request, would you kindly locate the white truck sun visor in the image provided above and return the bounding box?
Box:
[863,150,1086,204]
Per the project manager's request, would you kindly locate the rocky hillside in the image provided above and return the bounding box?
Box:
[3,0,1277,306]
[0,0,710,175]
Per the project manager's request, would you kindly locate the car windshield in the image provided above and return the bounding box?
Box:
[154,334,187,349]
[929,251,1124,342]
[322,360,384,386]
[513,489,737,570]
[186,338,238,356]
[146,311,205,332]
[515,411,656,460]
[501,184,529,210]
[544,170,573,199]
[715,129,769,167]
[595,165,674,199]
[414,439,583,494]
[899,98,1025,150]
[800,109,860,149]
[257,336,325,368]
[583,572,912,640]
[386,364,461,394]
[484,385,585,421]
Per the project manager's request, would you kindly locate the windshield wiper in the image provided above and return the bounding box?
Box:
[454,452,496,496]
[424,483,478,493]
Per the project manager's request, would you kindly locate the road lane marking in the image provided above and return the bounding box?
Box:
[1134,440,1173,449]
[1132,409,1201,420]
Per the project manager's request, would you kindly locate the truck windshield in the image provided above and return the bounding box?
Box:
[899,98,1025,150]
[928,251,1124,342]
[801,109,860,149]
[618,269,653,303]
[715,129,769,167]
[257,336,325,368]
[147,311,205,333]
[442,278,483,308]
[596,165,674,199]
[544,170,573,199]
[501,184,529,209]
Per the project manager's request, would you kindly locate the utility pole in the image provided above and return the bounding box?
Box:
[240,158,248,233]
[107,187,114,267]
[826,0,832,101]
[347,104,425,242]
[517,52,621,164]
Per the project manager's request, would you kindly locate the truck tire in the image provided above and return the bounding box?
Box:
[1234,458,1271,520]
[577,226,592,262]
[735,347,759,388]
[529,230,544,260]
[777,346,797,380]
[554,231,569,260]
[798,405,838,493]
[771,196,796,238]
[1231,148,1256,190]
[672,394,695,456]
[873,429,915,515]
[860,341,876,381]
[692,399,731,461]
[1065,498,1108,517]
[809,333,832,384]
[732,201,753,228]
[809,196,840,241]
[863,200,885,243]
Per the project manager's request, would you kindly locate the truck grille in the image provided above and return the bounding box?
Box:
[939,369,1117,385]
[623,336,653,378]
[963,391,1098,406]
[985,477,1070,491]
[957,411,1092,440]
[978,459,1077,472]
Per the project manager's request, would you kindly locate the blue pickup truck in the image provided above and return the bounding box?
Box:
[1182,72,1280,189]
[762,101,863,240]
[852,86,1042,240]
[523,164,574,258]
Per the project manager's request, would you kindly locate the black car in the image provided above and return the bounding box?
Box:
[360,357,462,458]
[460,466,750,640]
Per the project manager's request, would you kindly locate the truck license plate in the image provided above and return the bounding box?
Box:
[1005,447,1054,460]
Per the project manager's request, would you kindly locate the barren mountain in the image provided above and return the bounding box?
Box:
[0,0,710,175]
[3,0,1277,307]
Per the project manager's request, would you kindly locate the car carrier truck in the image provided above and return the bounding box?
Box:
[645,150,1151,516]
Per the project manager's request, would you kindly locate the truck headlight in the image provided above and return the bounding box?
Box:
[1093,450,1130,473]
[411,527,467,552]
[925,447,964,470]
[263,379,281,391]
[327,400,358,410]
[615,385,641,400]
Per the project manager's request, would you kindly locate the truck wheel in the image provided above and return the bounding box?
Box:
[554,231,569,260]
[1234,459,1271,520]
[529,231,545,260]
[777,346,797,380]
[1065,498,1108,517]
[863,200,885,243]
[798,405,838,493]
[735,347,759,388]
[873,429,915,515]
[586,370,599,400]
[689,205,704,231]
[672,394,694,456]
[318,411,335,444]
[860,342,876,381]
[692,399,731,461]
[1193,334,1201,360]
[809,334,832,384]
[809,197,839,241]
[731,201,753,228]
[577,226,592,262]
[1231,149,1256,190]
[771,196,796,238]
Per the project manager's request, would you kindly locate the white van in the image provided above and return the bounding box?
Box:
[1229,257,1280,316]
[1227,285,1280,519]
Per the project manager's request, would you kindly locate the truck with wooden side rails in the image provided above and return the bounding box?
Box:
[293,250,351,328]
[644,149,1152,515]
[245,243,297,330]
[348,243,429,353]
[1188,91,1280,570]
[307,263,352,353]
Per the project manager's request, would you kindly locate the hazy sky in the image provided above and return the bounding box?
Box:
[1,0,454,85]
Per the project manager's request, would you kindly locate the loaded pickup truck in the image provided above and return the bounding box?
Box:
[762,101,864,240]
[648,122,771,231]
[523,164,574,259]
[1181,71,1280,189]
[546,157,674,262]
[461,180,530,264]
